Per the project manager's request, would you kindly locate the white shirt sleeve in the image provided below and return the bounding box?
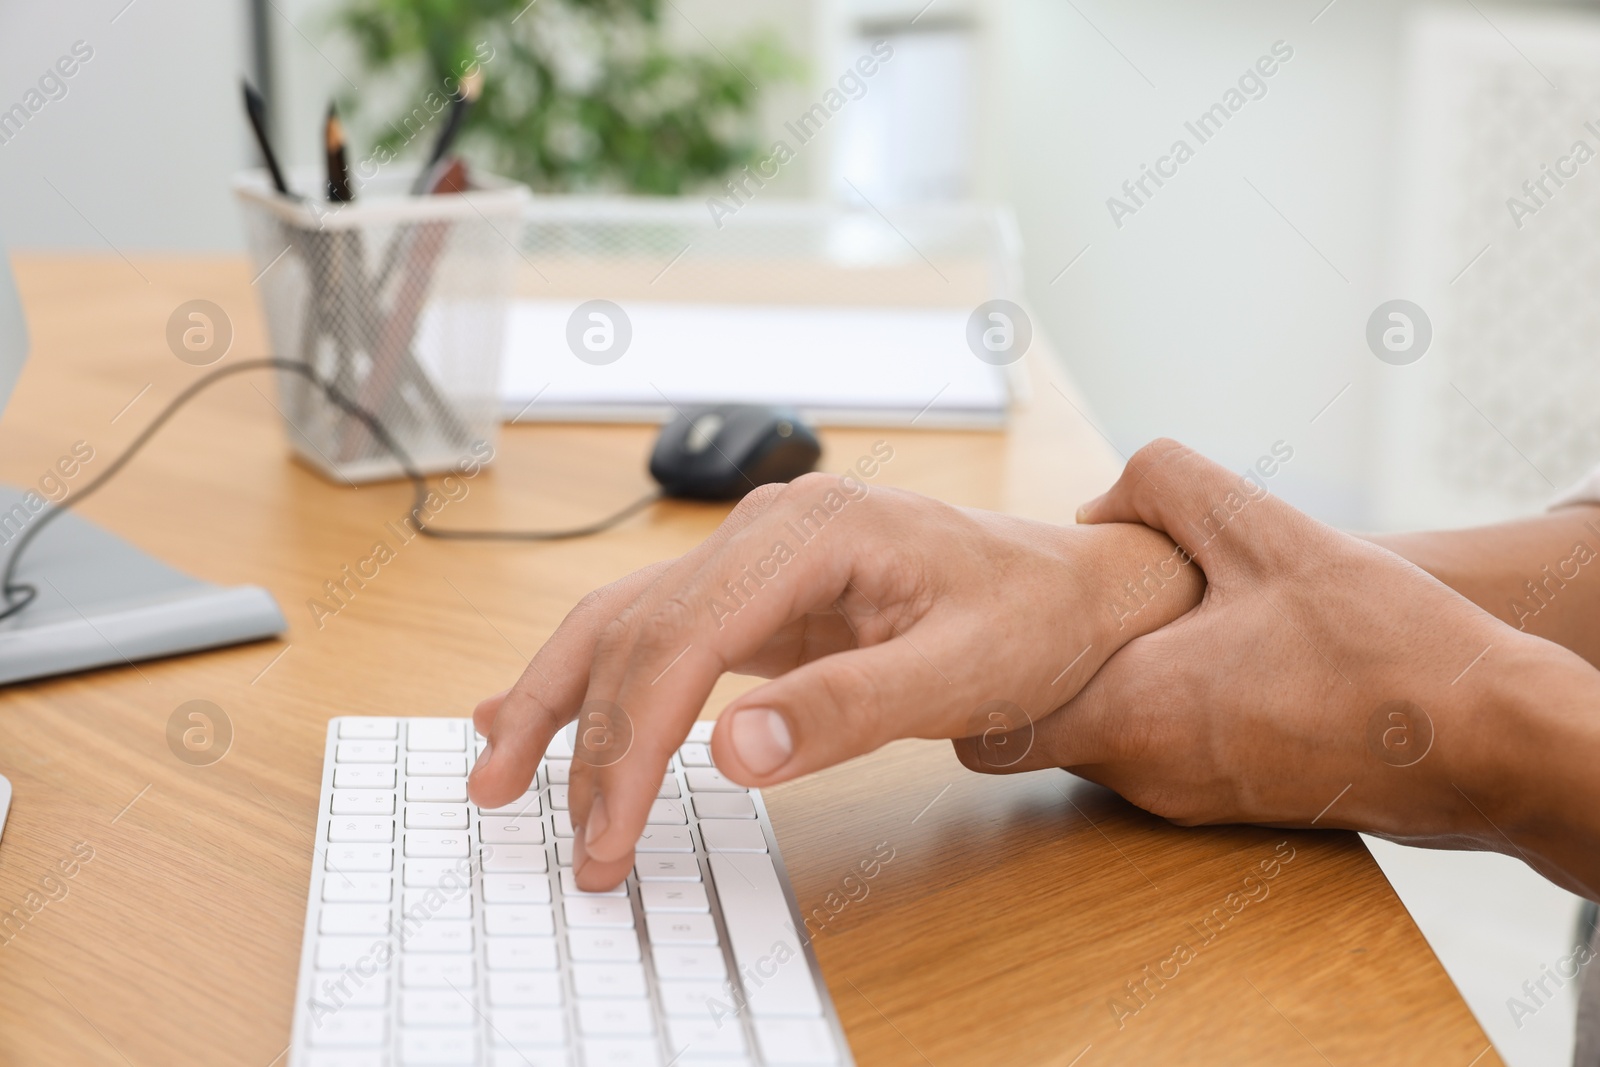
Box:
[1551,467,1600,510]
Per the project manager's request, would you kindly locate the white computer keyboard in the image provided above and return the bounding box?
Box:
[288,717,853,1067]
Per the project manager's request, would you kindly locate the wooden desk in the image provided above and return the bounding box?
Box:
[0,257,1499,1066]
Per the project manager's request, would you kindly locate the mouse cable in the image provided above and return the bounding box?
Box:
[0,357,661,623]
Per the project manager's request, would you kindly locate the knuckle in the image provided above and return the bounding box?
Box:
[730,481,785,520]
[1125,438,1190,485]
[635,595,697,657]
[593,614,634,662]
[785,470,844,499]
[569,587,611,627]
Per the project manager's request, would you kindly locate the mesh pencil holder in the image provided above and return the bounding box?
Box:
[234,168,530,484]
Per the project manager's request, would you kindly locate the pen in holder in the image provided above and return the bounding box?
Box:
[234,167,529,484]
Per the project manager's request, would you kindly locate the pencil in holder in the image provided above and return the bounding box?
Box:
[234,168,529,484]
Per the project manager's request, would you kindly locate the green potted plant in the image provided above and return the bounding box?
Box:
[336,0,799,195]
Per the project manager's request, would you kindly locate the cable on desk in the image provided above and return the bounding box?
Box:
[0,358,661,623]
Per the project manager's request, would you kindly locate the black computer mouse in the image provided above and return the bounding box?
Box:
[649,404,822,501]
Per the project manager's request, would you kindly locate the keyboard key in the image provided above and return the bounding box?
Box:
[332,792,394,816]
[337,742,398,764]
[555,840,577,867]
[646,800,686,825]
[563,897,634,929]
[487,971,563,1006]
[482,845,547,874]
[317,937,395,970]
[489,1052,568,1067]
[635,856,700,882]
[399,1027,476,1064]
[582,1038,660,1067]
[710,854,821,1018]
[485,905,555,937]
[486,939,558,971]
[313,972,389,1007]
[634,826,693,852]
[405,831,471,858]
[329,818,395,843]
[320,904,390,935]
[402,890,471,920]
[335,766,396,789]
[489,1007,567,1046]
[406,805,469,830]
[641,882,708,913]
[677,743,713,767]
[646,914,718,945]
[406,779,468,803]
[700,821,767,854]
[668,1015,749,1058]
[656,777,681,800]
[407,720,466,752]
[481,818,545,845]
[327,845,393,873]
[567,929,640,962]
[754,1019,838,1064]
[340,718,399,740]
[687,721,715,743]
[651,946,728,982]
[545,761,571,784]
[572,962,647,999]
[403,859,470,889]
[309,1007,387,1046]
[552,812,573,838]
[692,794,756,820]
[560,868,625,897]
[322,873,394,903]
[402,921,473,954]
[685,769,742,792]
[401,990,475,1027]
[478,794,541,818]
[402,955,474,988]
[657,979,728,1019]
[548,786,568,810]
[483,873,553,904]
[578,999,654,1036]
[407,754,468,777]
[307,1050,388,1067]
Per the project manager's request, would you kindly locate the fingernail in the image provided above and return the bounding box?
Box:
[471,740,492,777]
[1075,493,1105,524]
[731,707,792,775]
[585,792,609,847]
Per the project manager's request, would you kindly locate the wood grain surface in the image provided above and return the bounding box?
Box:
[0,256,1500,1066]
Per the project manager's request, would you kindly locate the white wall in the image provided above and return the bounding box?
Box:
[0,0,253,252]
[986,0,1413,528]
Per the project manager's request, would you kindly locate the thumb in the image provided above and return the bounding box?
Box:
[1075,438,1289,575]
[710,638,957,786]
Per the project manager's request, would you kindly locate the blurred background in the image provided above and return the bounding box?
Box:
[0,0,1595,1061]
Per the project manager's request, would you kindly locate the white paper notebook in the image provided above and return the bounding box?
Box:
[497,301,1012,428]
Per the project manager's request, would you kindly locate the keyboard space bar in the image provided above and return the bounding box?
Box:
[709,853,824,1018]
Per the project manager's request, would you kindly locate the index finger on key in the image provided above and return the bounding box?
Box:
[570,473,874,875]
[469,484,789,808]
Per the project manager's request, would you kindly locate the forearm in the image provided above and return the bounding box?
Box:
[1370,505,1600,669]
[1459,633,1600,899]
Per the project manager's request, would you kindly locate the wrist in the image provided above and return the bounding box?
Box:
[1063,520,1205,657]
